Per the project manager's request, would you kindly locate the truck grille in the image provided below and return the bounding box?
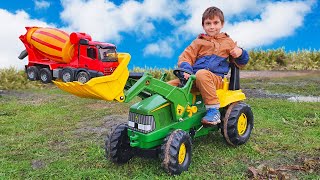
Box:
[128,112,155,133]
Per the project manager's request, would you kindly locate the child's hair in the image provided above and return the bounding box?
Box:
[202,6,224,26]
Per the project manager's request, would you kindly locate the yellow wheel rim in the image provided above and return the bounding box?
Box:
[178,143,186,164]
[237,113,247,136]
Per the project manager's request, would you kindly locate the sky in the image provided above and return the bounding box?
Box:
[0,0,319,70]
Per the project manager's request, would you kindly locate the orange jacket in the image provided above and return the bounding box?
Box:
[178,33,249,77]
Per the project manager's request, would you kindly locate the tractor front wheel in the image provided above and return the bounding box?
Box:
[160,129,192,175]
[105,123,134,164]
[222,102,254,146]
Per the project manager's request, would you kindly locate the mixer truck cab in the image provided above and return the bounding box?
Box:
[18,27,119,84]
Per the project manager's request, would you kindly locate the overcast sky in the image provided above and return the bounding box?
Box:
[0,0,318,69]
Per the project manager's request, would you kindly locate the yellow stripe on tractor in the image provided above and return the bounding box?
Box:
[53,53,130,102]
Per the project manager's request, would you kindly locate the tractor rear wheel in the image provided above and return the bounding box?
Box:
[221,102,254,146]
[160,130,192,175]
[26,66,39,81]
[39,68,52,83]
[105,123,134,164]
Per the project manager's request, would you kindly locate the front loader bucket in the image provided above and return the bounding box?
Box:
[53,53,130,102]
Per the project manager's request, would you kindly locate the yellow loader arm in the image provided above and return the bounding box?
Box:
[53,53,130,102]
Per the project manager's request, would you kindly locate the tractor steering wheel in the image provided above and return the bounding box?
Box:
[173,68,193,87]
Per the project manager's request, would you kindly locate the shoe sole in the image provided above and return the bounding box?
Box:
[201,119,221,125]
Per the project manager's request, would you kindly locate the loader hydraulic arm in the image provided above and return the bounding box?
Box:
[124,73,196,121]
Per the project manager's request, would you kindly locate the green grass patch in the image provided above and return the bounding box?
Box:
[1,88,319,179]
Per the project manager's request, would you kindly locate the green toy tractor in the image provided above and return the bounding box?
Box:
[54,53,254,175]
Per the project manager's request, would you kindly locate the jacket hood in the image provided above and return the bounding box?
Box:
[198,33,229,41]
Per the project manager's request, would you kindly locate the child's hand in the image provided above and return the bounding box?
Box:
[230,42,242,58]
[183,73,190,80]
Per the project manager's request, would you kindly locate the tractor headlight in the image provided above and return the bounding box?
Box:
[128,112,155,133]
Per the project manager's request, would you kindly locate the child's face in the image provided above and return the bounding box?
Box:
[203,16,224,37]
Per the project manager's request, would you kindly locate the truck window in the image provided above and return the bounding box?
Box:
[87,47,97,59]
[99,47,118,62]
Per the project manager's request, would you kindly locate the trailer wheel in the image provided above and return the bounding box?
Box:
[61,68,74,82]
[160,129,192,175]
[39,68,52,83]
[26,66,39,81]
[76,71,90,83]
[221,102,254,146]
[105,123,134,164]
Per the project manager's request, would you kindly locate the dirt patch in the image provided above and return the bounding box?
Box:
[0,89,65,105]
[247,157,320,179]
[240,70,319,79]
[31,160,47,170]
[242,88,292,99]
[85,102,114,110]
[74,115,128,139]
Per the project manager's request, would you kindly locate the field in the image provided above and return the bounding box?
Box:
[0,69,319,179]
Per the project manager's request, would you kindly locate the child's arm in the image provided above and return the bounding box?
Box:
[230,42,249,68]
[177,41,199,73]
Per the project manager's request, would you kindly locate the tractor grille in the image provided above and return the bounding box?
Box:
[128,112,155,133]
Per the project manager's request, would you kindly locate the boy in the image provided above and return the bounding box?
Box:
[168,6,249,125]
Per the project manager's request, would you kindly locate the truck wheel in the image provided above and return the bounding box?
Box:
[61,68,74,82]
[76,71,90,83]
[39,68,52,83]
[26,66,39,81]
[105,123,134,164]
[221,102,254,146]
[160,129,192,175]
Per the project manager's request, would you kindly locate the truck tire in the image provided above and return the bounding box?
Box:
[105,123,134,164]
[76,71,90,83]
[221,102,254,146]
[26,66,39,81]
[61,68,74,82]
[39,68,52,83]
[160,129,192,175]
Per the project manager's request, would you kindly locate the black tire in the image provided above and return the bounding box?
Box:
[26,66,39,81]
[105,123,134,164]
[160,130,192,175]
[39,68,52,83]
[61,68,74,82]
[222,102,254,146]
[76,71,90,83]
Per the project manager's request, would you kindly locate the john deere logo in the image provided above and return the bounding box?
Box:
[135,115,139,120]
[176,104,185,116]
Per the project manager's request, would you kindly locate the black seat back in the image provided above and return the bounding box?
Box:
[229,62,240,90]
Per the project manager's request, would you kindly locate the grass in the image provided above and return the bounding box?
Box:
[1,75,320,179]
[247,48,320,70]
[0,68,45,90]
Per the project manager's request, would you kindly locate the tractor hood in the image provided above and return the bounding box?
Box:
[130,94,169,115]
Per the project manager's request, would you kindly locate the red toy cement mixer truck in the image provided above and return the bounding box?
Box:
[18,27,119,83]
